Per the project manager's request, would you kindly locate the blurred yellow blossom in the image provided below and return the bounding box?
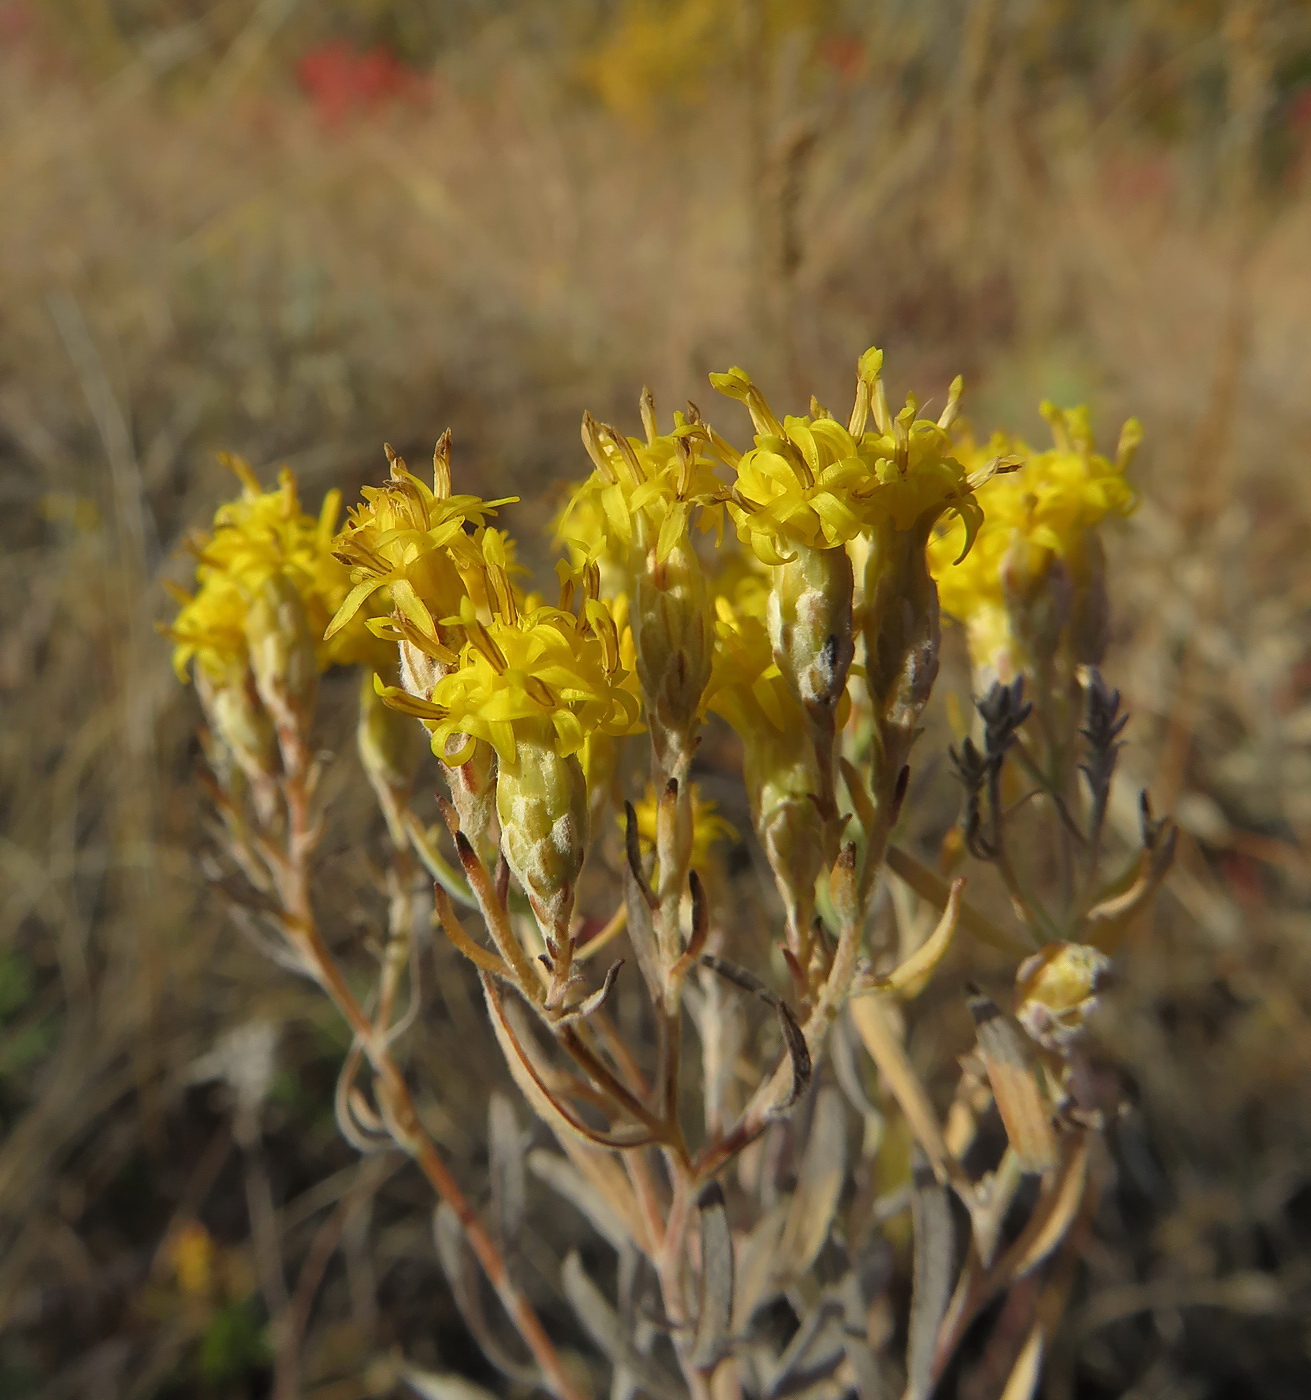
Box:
[167,455,373,685]
[930,404,1140,678]
[630,780,736,875]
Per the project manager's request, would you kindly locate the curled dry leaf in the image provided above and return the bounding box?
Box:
[855,878,965,999]
[967,989,1057,1176]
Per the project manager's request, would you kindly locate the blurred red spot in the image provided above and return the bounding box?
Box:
[296,40,429,125]
[0,1,33,43]
[817,35,864,81]
[1289,88,1311,131]
[1103,152,1174,206]
[1220,851,1263,905]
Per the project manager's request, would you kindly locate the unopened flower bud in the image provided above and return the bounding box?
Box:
[496,733,589,969]
[768,543,855,722]
[749,748,826,949]
[632,533,713,776]
[245,572,318,739]
[1000,534,1072,674]
[196,665,278,821]
[862,516,941,756]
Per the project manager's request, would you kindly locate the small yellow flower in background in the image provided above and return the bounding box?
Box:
[630,781,736,876]
[583,0,729,122]
[166,457,389,804]
[168,1220,217,1300]
[167,455,365,685]
[930,404,1140,681]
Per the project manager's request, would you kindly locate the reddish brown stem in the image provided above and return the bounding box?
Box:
[266,753,584,1400]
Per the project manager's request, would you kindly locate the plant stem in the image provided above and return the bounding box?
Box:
[272,758,585,1400]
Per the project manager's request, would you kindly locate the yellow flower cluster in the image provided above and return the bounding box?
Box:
[710,352,981,566]
[930,403,1140,678]
[167,455,368,684]
[381,584,641,771]
[326,440,516,663]
[557,405,724,569]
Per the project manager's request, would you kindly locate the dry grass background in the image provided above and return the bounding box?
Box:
[5,1,1311,1395]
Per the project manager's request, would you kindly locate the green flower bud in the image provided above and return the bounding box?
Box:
[767,542,855,723]
[496,732,589,972]
[632,532,713,776]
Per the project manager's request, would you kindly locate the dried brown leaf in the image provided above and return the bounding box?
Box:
[968,990,1056,1176]
[691,1180,735,1369]
[779,1087,847,1278]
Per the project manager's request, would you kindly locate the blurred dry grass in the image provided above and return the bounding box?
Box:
[5,0,1311,1395]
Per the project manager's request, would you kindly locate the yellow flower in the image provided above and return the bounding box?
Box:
[630,781,737,875]
[929,405,1140,677]
[558,396,725,774]
[557,400,725,568]
[380,578,641,771]
[167,456,366,684]
[704,559,801,746]
[326,438,516,648]
[710,350,983,567]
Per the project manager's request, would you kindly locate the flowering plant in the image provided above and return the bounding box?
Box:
[171,349,1171,1400]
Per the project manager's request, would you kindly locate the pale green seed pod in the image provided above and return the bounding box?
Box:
[496,735,588,957]
[632,533,713,776]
